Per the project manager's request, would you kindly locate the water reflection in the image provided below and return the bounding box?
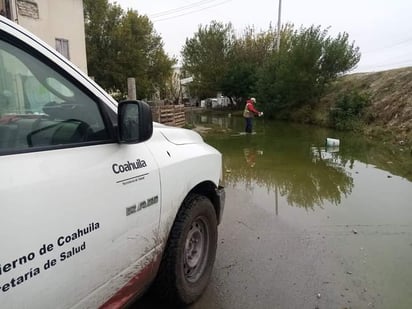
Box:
[194,113,411,210]
[222,139,353,210]
[243,147,263,168]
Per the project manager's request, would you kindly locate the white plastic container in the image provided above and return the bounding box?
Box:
[326,138,340,147]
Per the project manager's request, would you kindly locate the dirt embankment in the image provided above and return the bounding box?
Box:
[318,66,412,146]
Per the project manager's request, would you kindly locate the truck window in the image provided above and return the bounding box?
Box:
[0,38,109,155]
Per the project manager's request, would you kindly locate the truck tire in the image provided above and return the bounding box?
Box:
[153,194,218,305]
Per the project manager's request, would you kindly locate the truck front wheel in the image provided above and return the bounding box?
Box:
[154,194,218,305]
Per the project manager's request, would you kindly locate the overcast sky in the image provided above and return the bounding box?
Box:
[110,0,412,73]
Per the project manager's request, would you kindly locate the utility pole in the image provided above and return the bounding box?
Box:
[276,0,282,51]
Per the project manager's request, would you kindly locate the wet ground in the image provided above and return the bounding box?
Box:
[135,114,412,308]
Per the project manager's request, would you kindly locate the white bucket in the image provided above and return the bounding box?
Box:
[326,138,340,147]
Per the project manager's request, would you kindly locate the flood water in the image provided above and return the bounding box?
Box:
[194,112,412,308]
[136,113,412,308]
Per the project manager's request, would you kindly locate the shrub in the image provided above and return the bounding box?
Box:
[330,91,370,130]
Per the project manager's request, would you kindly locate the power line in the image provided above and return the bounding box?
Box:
[362,37,412,54]
[152,0,231,22]
[358,58,412,71]
[149,0,220,18]
[375,59,412,67]
[152,0,232,22]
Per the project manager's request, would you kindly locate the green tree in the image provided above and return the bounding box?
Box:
[221,26,276,103]
[83,0,123,90]
[182,21,234,98]
[181,21,359,114]
[83,0,175,99]
[257,25,360,117]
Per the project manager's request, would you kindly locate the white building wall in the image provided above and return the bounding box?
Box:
[12,0,87,73]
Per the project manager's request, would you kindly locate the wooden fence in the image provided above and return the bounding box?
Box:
[152,104,186,127]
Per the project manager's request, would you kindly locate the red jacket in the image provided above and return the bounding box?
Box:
[243,100,260,118]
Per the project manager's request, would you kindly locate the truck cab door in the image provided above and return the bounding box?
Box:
[0,33,160,308]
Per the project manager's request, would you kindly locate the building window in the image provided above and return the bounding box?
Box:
[55,38,70,60]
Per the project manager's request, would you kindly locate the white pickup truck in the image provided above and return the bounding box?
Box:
[0,16,224,308]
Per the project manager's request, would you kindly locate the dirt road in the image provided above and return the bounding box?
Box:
[136,183,412,308]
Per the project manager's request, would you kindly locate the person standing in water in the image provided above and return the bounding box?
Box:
[243,97,263,133]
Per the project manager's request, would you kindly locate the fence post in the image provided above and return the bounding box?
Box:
[127,77,136,100]
[173,105,176,126]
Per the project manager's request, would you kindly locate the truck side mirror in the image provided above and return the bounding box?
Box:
[118,100,153,143]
